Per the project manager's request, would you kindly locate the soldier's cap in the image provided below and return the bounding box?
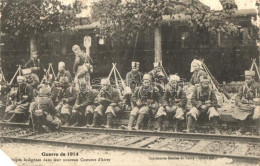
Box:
[200,75,210,83]
[153,61,162,68]
[39,85,51,95]
[59,76,69,83]
[17,75,26,81]
[72,45,80,51]
[22,68,32,75]
[245,70,255,77]
[58,62,65,68]
[131,62,140,67]
[101,78,110,85]
[169,74,180,82]
[143,74,152,81]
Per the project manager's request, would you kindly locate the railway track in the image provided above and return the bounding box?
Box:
[0,122,259,164]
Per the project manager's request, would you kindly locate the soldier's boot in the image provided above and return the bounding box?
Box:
[85,113,93,127]
[174,119,180,133]
[236,121,245,135]
[211,117,221,135]
[184,116,194,133]
[70,113,79,126]
[157,116,164,132]
[42,125,51,133]
[91,112,99,127]
[63,114,70,126]
[105,113,113,129]
[2,113,10,122]
[134,114,145,130]
[254,119,260,135]
[127,115,135,131]
[6,113,18,122]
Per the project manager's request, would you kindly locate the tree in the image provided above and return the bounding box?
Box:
[0,0,82,56]
[92,0,242,62]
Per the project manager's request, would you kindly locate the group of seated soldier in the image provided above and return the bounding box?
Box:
[0,46,259,135]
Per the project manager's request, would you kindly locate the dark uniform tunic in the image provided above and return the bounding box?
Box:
[74,90,96,114]
[188,86,219,120]
[56,70,72,83]
[189,69,207,85]
[5,83,33,115]
[94,87,120,116]
[125,70,143,91]
[130,85,161,116]
[24,58,44,76]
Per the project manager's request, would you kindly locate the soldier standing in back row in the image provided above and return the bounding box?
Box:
[56,62,72,83]
[24,51,45,76]
[189,60,207,86]
[126,62,143,92]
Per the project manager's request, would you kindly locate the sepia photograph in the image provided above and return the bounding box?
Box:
[0,0,259,165]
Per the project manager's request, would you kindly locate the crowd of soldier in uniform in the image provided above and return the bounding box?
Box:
[0,45,259,135]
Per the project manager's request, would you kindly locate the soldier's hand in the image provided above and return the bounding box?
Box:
[136,100,142,107]
[16,101,21,105]
[201,105,207,110]
[74,104,79,109]
[237,102,242,107]
[165,106,171,112]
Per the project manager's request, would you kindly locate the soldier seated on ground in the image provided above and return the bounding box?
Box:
[30,85,61,132]
[2,76,33,122]
[55,77,77,126]
[91,78,120,128]
[41,74,58,104]
[127,74,161,131]
[155,75,187,132]
[232,70,260,135]
[71,80,96,127]
[0,73,11,119]
[186,75,221,135]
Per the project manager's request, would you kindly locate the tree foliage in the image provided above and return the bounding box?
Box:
[92,0,241,41]
[1,0,82,38]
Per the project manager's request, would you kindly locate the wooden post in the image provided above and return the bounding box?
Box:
[30,35,37,58]
[154,25,162,62]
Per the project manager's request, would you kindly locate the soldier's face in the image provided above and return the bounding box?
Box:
[24,74,30,79]
[193,64,199,71]
[170,80,178,87]
[17,79,24,85]
[245,76,254,84]
[154,67,161,73]
[143,80,150,88]
[32,54,38,59]
[132,66,139,72]
[73,48,80,54]
[201,81,209,88]
[101,83,110,91]
[58,66,65,72]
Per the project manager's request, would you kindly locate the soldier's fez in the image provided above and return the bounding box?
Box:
[22,68,32,75]
[101,78,110,85]
[58,62,65,68]
[132,62,140,68]
[169,74,180,82]
[245,70,255,77]
[72,45,80,51]
[143,74,152,81]
[200,75,210,83]
[17,76,26,81]
[153,61,162,68]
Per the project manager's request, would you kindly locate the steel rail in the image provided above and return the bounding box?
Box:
[1,136,259,164]
[1,122,259,143]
